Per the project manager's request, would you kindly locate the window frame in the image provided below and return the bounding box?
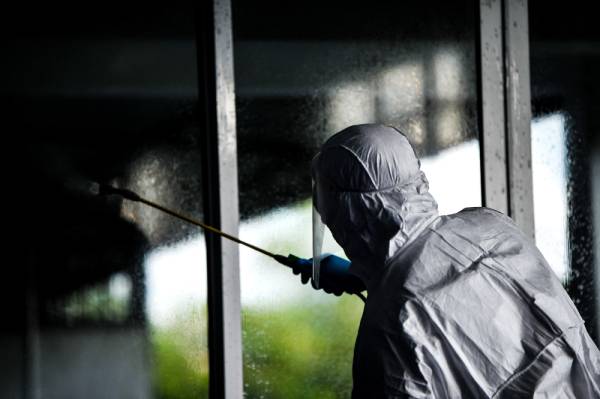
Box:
[196,0,243,398]
[477,0,534,238]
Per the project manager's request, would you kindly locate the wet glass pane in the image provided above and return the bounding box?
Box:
[529,3,600,342]
[531,114,569,282]
[1,2,208,398]
[232,1,481,397]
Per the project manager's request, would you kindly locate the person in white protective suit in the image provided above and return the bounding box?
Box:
[302,124,600,398]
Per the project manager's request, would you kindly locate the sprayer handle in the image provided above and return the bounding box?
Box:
[272,254,308,268]
[273,254,312,284]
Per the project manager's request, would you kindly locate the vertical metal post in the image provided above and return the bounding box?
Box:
[196,0,243,398]
[477,0,534,236]
[503,0,535,239]
[477,0,509,214]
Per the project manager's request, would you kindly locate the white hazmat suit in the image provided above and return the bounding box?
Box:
[311,124,600,398]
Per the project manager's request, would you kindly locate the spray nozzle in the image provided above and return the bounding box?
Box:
[96,183,141,202]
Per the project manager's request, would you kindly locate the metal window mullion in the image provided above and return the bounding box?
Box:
[196,0,243,398]
[503,0,535,239]
[478,0,509,215]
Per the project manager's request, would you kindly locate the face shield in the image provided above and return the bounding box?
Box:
[312,176,347,289]
[312,203,324,289]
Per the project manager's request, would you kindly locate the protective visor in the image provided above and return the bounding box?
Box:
[312,178,347,289]
[312,204,324,289]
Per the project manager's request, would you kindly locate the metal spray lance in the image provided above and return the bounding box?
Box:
[93,183,366,302]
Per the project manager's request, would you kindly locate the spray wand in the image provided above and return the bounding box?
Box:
[94,184,316,270]
[94,183,366,302]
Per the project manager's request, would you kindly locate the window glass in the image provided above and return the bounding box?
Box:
[531,114,568,282]
[232,1,482,396]
[1,2,208,398]
[529,2,600,342]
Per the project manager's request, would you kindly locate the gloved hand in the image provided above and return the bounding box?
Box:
[289,256,313,285]
[291,254,365,296]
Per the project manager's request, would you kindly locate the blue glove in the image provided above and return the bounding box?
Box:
[289,256,312,285]
[290,254,365,296]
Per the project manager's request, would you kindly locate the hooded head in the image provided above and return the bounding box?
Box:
[312,124,439,287]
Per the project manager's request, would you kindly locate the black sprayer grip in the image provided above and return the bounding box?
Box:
[98,184,141,202]
[272,254,309,269]
[272,254,294,268]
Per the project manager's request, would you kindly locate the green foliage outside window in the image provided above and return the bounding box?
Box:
[152,297,362,399]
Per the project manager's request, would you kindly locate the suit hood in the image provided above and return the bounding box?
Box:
[312,124,439,287]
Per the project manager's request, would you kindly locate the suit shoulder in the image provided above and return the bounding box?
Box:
[454,206,513,224]
[436,207,520,237]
